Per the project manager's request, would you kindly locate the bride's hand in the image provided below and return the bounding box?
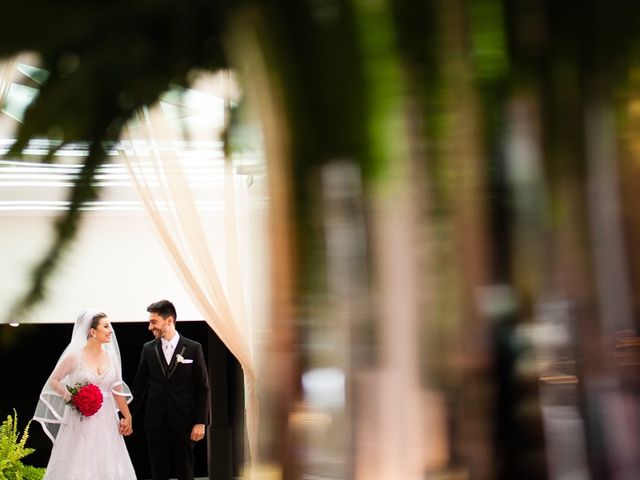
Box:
[119,416,133,436]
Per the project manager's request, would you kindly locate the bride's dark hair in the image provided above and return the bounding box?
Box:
[89,312,107,329]
[87,312,107,338]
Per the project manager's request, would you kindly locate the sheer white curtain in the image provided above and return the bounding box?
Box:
[119,100,267,474]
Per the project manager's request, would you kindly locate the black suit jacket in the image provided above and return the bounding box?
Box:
[131,335,210,430]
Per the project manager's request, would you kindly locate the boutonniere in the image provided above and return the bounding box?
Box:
[176,354,193,364]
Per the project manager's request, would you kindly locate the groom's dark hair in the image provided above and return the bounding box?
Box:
[147,300,177,322]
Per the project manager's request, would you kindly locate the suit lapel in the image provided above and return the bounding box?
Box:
[153,339,168,376]
[167,341,186,379]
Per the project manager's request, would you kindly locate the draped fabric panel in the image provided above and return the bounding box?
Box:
[119,100,266,474]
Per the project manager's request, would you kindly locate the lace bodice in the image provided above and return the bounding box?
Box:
[71,352,117,394]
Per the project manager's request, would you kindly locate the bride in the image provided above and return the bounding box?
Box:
[34,309,137,479]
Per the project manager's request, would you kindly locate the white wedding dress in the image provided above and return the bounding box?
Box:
[43,353,137,480]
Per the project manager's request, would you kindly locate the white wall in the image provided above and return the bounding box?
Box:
[0,212,204,324]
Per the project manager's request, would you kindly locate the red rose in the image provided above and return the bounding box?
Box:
[66,382,103,417]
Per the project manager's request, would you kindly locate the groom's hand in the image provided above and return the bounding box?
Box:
[119,417,133,436]
[190,424,205,441]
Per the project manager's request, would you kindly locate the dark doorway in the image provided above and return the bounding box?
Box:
[0,321,243,480]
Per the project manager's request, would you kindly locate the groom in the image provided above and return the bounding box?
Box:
[131,299,210,480]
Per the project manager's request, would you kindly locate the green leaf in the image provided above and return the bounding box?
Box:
[0,411,43,480]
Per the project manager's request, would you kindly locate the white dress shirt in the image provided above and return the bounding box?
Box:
[161,332,180,364]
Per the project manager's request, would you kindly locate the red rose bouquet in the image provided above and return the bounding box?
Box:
[66,382,103,417]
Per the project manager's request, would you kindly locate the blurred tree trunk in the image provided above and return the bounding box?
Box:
[237,0,640,478]
[229,0,500,478]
